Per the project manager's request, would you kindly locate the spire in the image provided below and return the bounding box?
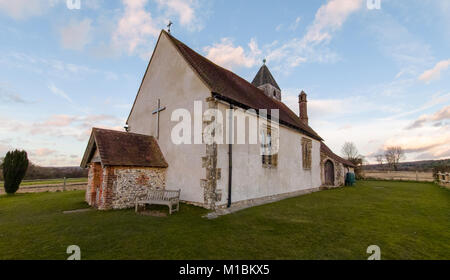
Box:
[251,62,280,90]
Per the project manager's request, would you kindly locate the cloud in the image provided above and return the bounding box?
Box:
[385,92,450,120]
[265,0,362,69]
[112,0,160,58]
[31,148,57,157]
[407,105,450,129]
[203,38,261,70]
[0,113,123,143]
[3,52,120,81]
[48,83,73,103]
[155,0,202,30]
[60,18,93,51]
[418,59,450,83]
[382,131,450,160]
[0,0,56,20]
[289,17,302,31]
[112,0,205,58]
[303,0,363,45]
[0,83,34,104]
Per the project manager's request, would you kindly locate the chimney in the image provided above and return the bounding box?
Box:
[299,91,308,125]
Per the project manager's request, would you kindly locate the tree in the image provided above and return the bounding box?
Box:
[0,157,3,181]
[384,146,405,171]
[375,154,384,168]
[341,142,365,179]
[341,142,359,161]
[3,150,29,194]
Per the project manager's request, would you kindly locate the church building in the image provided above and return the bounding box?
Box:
[81,30,355,210]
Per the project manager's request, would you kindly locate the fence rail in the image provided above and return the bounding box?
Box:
[0,177,87,194]
[363,171,434,182]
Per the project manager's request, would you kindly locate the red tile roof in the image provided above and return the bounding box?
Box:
[321,142,356,168]
[164,31,323,141]
[80,128,168,168]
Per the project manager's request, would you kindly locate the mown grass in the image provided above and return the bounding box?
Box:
[0,180,448,260]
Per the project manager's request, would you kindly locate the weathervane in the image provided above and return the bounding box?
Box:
[167,21,173,34]
[263,58,266,65]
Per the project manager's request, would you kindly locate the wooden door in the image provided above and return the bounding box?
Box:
[325,160,334,185]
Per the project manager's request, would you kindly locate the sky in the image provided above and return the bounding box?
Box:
[0,0,449,166]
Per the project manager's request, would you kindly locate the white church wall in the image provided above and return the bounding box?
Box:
[127,32,211,205]
[214,102,322,207]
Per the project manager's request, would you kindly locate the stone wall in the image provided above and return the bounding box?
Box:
[320,153,347,188]
[85,163,102,207]
[86,165,166,210]
[200,97,222,209]
[109,166,166,210]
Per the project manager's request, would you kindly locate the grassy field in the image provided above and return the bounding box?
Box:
[0,178,87,189]
[0,180,448,260]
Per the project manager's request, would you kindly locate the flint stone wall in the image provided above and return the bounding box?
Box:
[110,167,167,209]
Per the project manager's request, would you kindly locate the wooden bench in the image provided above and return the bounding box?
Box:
[135,189,181,215]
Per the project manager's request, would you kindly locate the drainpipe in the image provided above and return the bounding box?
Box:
[227,104,233,208]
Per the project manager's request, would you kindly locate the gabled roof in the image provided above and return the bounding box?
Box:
[251,64,281,90]
[162,31,323,141]
[321,142,356,168]
[80,128,168,168]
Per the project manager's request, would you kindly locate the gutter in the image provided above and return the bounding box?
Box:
[227,104,233,208]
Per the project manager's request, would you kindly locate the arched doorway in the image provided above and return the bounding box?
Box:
[324,160,335,185]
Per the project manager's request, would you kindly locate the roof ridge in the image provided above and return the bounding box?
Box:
[161,30,322,141]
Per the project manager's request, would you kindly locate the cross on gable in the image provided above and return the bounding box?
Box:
[152,99,166,139]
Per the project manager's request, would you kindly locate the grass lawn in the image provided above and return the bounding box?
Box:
[0,180,448,260]
[0,178,87,189]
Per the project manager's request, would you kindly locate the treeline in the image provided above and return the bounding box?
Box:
[365,158,450,172]
[0,162,87,181]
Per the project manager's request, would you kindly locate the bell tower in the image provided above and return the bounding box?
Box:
[251,60,281,101]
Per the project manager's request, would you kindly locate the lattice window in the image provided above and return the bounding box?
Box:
[261,123,278,167]
[301,137,312,170]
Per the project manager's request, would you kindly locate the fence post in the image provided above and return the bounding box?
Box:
[63,177,66,192]
[416,170,418,181]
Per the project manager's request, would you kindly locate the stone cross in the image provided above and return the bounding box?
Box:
[152,98,166,139]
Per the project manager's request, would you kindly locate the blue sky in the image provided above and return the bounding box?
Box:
[0,0,449,166]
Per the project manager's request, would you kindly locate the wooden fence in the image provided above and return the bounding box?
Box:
[363,171,434,182]
[0,177,87,194]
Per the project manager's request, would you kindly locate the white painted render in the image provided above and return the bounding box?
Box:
[127,32,210,204]
[214,102,322,207]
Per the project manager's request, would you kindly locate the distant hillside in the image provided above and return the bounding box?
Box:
[364,158,450,172]
[0,163,87,181]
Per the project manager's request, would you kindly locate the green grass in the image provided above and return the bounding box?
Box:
[0,178,87,189]
[0,180,448,260]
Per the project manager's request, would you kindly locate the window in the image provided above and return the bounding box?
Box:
[301,137,312,170]
[261,123,278,167]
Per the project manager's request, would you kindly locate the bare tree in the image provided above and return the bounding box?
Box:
[384,146,405,171]
[341,142,359,161]
[375,154,384,167]
[341,142,365,179]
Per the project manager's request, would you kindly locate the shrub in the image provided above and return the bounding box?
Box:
[3,150,29,194]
